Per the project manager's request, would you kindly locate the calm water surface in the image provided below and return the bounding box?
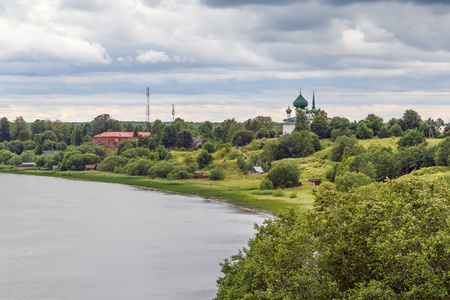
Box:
[0,173,269,300]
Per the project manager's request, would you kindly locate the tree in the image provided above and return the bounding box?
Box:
[377,125,390,138]
[196,150,214,169]
[435,137,450,166]
[216,177,450,299]
[389,123,403,137]
[70,126,84,146]
[90,114,122,136]
[397,129,427,148]
[176,130,192,149]
[209,167,225,181]
[34,130,58,145]
[13,116,31,141]
[364,113,383,136]
[329,135,359,162]
[199,121,213,139]
[161,125,178,148]
[355,121,374,139]
[310,115,329,139]
[295,110,310,131]
[0,117,11,142]
[335,171,374,192]
[232,130,254,146]
[150,119,166,138]
[267,160,300,188]
[400,109,421,131]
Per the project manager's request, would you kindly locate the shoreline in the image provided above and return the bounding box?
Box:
[0,167,303,214]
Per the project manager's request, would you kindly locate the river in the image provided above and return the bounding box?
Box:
[0,173,269,300]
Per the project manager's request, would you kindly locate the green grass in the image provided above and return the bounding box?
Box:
[1,136,447,215]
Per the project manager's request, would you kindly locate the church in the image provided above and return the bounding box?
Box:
[282,90,317,135]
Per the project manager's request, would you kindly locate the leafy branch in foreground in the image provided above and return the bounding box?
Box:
[216,176,450,299]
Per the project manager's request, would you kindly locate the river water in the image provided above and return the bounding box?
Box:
[0,173,269,300]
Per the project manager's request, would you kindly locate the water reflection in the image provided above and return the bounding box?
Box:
[0,174,269,300]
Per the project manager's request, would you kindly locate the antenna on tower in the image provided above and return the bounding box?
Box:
[146,87,150,125]
[172,104,175,122]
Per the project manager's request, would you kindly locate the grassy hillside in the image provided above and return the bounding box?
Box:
[2,137,449,215]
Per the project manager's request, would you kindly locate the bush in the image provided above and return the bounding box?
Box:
[397,129,427,148]
[329,135,358,162]
[125,158,153,176]
[289,191,297,198]
[335,171,374,192]
[209,167,225,181]
[259,177,274,190]
[100,156,129,172]
[435,137,450,166]
[202,141,216,153]
[197,150,214,169]
[148,161,176,178]
[267,160,300,189]
[167,165,193,180]
[272,188,284,197]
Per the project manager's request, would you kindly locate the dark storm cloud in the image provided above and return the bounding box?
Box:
[200,0,299,8]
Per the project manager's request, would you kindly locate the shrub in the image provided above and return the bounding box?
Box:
[397,129,427,148]
[435,137,450,166]
[125,158,153,176]
[202,141,216,153]
[272,188,284,197]
[100,156,129,172]
[289,191,297,198]
[197,150,214,169]
[335,171,373,192]
[209,167,225,181]
[259,177,274,190]
[148,161,176,178]
[267,160,300,189]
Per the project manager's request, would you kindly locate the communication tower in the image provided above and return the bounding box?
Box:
[146,87,150,124]
[172,104,175,121]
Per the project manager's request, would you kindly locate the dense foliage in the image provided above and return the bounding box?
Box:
[216,176,450,299]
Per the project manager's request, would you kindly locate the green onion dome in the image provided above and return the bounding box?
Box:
[286,106,292,114]
[293,92,308,109]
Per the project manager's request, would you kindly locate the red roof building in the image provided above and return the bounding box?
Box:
[93,132,150,149]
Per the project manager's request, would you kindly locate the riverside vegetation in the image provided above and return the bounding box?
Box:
[1,110,450,297]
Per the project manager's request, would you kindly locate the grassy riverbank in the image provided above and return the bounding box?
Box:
[0,165,316,214]
[2,137,447,215]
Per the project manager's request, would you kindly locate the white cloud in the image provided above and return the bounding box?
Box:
[135,50,172,63]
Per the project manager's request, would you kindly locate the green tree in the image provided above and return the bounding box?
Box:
[400,109,421,131]
[100,156,129,172]
[330,135,359,162]
[267,160,300,188]
[0,117,11,142]
[209,167,225,181]
[295,110,310,131]
[364,113,383,136]
[377,125,390,138]
[150,119,166,138]
[90,114,123,136]
[70,126,84,146]
[199,121,213,139]
[355,121,374,139]
[196,150,213,169]
[13,116,31,141]
[216,177,450,299]
[335,171,374,192]
[161,125,178,148]
[176,130,192,149]
[310,115,329,139]
[232,130,254,146]
[435,137,450,166]
[397,129,427,148]
[388,123,403,137]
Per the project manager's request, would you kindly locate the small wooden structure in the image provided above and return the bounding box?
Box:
[248,166,265,176]
[308,179,322,186]
[84,164,98,171]
[194,173,209,179]
[20,162,36,167]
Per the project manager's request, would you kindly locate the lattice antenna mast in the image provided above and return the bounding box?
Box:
[146,87,150,125]
[172,104,175,122]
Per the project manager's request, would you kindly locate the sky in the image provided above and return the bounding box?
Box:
[1,0,450,123]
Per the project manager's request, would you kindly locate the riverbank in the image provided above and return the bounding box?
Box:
[0,166,315,214]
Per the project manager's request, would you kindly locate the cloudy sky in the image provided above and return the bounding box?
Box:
[1,0,450,123]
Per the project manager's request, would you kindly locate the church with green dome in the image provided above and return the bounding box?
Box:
[282,90,317,135]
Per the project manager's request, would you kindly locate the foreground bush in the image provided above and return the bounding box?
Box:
[209,168,225,181]
[216,177,450,299]
[267,160,300,188]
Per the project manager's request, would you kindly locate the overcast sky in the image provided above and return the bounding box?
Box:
[1,0,450,123]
